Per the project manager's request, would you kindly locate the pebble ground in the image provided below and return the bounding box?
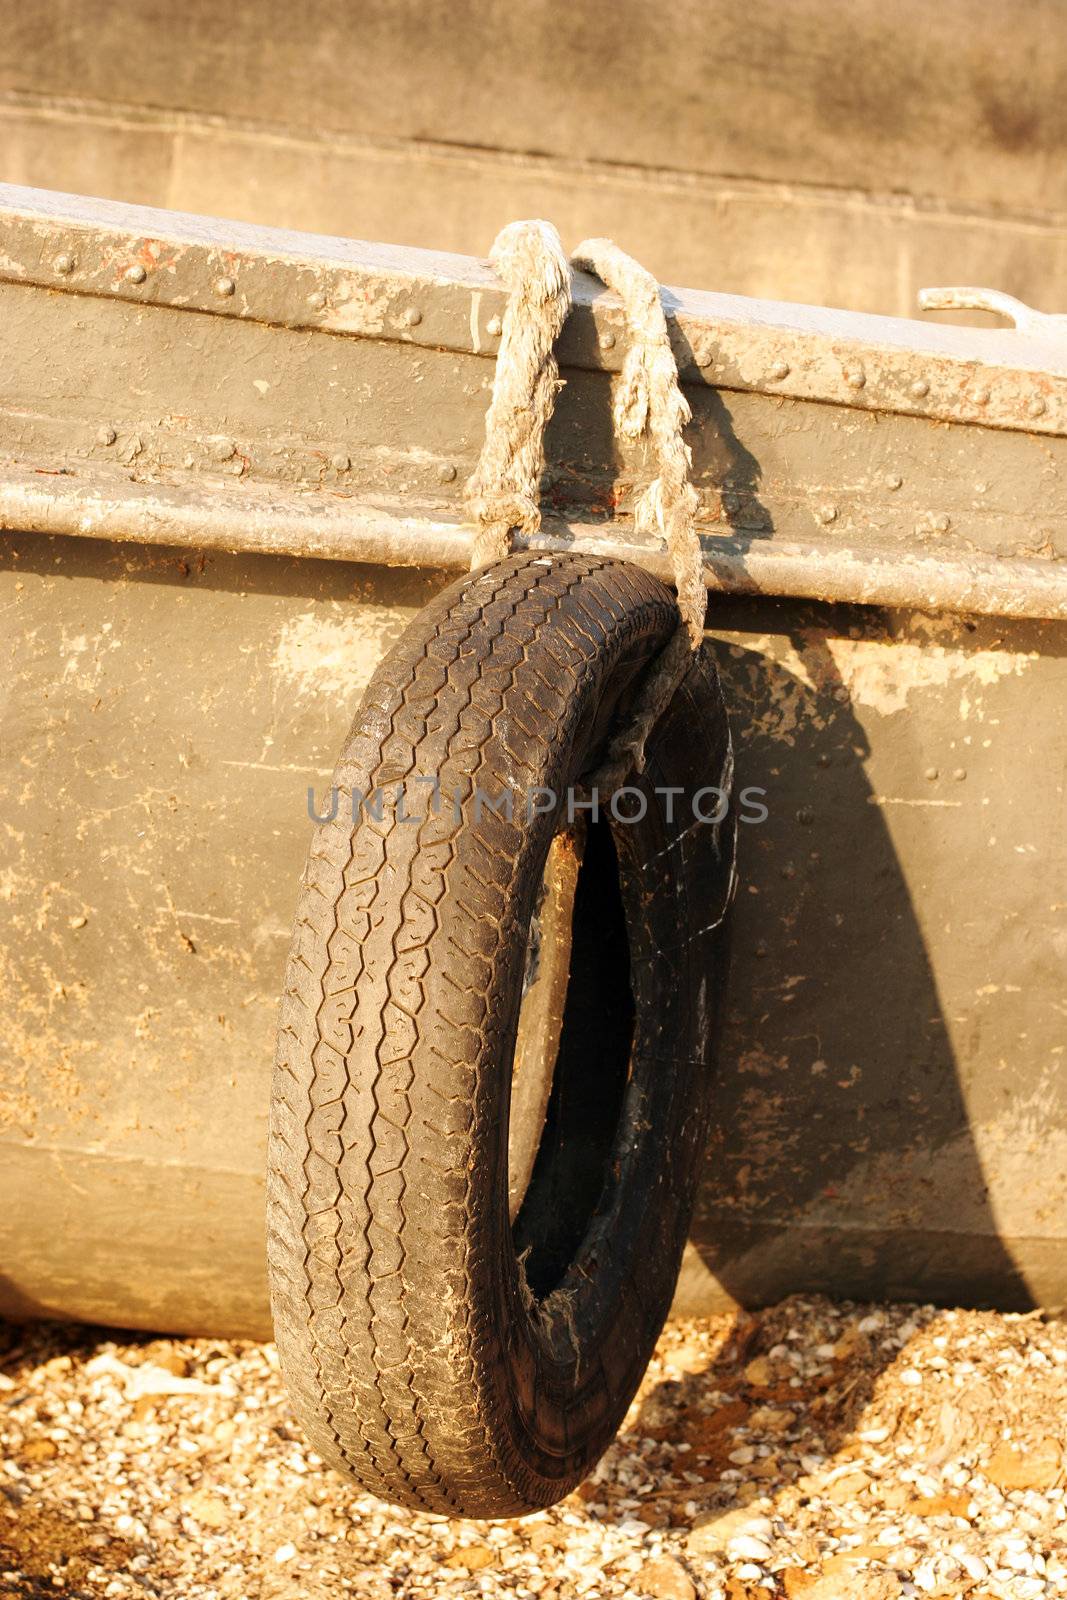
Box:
[2,1296,1064,1599]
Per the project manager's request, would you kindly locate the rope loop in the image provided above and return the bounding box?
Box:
[466,222,707,789]
[570,239,704,651]
[466,221,572,570]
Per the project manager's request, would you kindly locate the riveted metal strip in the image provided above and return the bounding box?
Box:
[1,183,1066,438]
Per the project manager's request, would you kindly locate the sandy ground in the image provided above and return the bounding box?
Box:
[1,1295,1065,1599]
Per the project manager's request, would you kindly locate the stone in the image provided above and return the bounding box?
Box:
[666,1342,711,1376]
[528,1524,566,1551]
[635,1555,697,1600]
[185,1490,229,1529]
[985,1437,1062,1492]
[743,1356,776,1388]
[801,1573,900,1600]
[726,1534,774,1562]
[445,1545,495,1571]
[823,1468,872,1504]
[152,1350,190,1378]
[781,1571,818,1597]
[687,1505,772,1555]
[749,1406,796,1433]
[21,1437,58,1461]
[833,1327,866,1361]
[903,1491,972,1519]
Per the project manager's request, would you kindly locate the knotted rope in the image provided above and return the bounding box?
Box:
[466,221,706,789]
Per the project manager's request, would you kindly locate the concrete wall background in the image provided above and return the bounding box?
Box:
[0,1,1066,317]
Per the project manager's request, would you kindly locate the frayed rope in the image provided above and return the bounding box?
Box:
[466,221,572,570]
[466,221,706,787]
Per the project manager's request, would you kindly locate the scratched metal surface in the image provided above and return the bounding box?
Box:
[0,536,1064,1333]
[0,185,1066,629]
[0,178,1065,1330]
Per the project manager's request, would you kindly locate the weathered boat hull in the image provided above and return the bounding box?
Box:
[2,540,1063,1334]
[0,181,1061,1332]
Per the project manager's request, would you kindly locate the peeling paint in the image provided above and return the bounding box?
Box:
[727,616,1039,743]
[322,275,401,336]
[823,633,1037,718]
[272,606,412,698]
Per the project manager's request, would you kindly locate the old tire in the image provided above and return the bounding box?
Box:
[267,552,735,1517]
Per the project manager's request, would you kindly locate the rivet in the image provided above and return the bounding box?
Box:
[816,503,838,524]
[932,513,951,532]
[755,942,770,958]
[817,752,832,768]
[214,276,236,298]
[404,307,423,327]
[211,437,235,462]
[911,378,930,398]
[797,806,816,826]
[125,263,147,284]
[486,314,503,337]
[1029,396,1047,417]
[780,863,796,880]
[96,425,117,447]
[598,331,616,351]
[438,463,458,483]
[844,364,866,389]
[885,472,903,490]
[53,252,75,275]
[974,386,990,405]
[307,290,327,310]
[769,360,790,381]
[953,767,967,781]
[331,453,350,471]
[924,767,939,781]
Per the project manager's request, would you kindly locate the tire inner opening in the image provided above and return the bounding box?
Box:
[510,814,635,1300]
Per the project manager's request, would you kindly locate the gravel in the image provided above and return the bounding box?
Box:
[2,1295,1065,1598]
